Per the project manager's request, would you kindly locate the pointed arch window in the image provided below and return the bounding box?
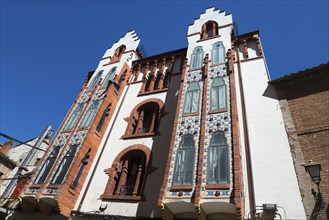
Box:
[101,67,117,89]
[211,77,227,112]
[110,45,126,63]
[173,135,195,185]
[87,71,102,92]
[212,42,225,65]
[207,131,229,184]
[34,146,60,184]
[63,103,85,131]
[51,144,79,184]
[79,100,100,129]
[190,47,203,70]
[183,82,200,114]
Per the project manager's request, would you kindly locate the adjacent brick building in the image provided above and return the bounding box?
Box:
[269,63,329,220]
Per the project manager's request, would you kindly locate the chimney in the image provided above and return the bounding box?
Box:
[0,140,14,156]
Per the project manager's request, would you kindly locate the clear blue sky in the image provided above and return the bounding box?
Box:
[1,1,328,143]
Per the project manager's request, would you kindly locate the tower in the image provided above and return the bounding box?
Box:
[20,31,141,217]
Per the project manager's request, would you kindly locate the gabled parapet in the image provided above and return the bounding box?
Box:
[99,30,141,68]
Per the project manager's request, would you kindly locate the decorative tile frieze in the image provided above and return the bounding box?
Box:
[69,130,88,146]
[54,133,70,147]
[78,93,90,103]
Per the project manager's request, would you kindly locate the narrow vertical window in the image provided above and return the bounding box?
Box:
[183,82,200,114]
[173,135,195,185]
[51,144,78,184]
[70,149,90,189]
[96,105,111,132]
[64,103,84,130]
[212,42,225,65]
[207,131,229,184]
[34,146,60,184]
[79,100,100,129]
[101,67,117,89]
[87,71,102,92]
[190,47,203,70]
[211,77,227,111]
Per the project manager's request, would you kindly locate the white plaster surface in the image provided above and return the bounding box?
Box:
[239,58,306,219]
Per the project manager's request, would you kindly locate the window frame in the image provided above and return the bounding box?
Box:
[172,134,195,187]
[183,81,200,115]
[100,67,117,89]
[206,131,230,189]
[211,41,225,66]
[190,47,203,70]
[210,77,227,113]
[63,103,85,131]
[79,100,100,129]
[33,146,60,184]
[86,71,103,92]
[50,144,79,185]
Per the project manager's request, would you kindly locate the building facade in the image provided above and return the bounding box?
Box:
[270,63,329,220]
[7,7,309,220]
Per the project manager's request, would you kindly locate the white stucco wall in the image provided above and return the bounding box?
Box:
[237,57,306,219]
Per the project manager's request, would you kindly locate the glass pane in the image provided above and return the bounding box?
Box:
[218,47,225,63]
[208,146,218,184]
[212,49,219,65]
[184,91,192,113]
[191,90,199,113]
[183,148,194,184]
[34,147,59,184]
[51,145,78,184]
[219,85,226,109]
[173,149,185,185]
[189,82,199,91]
[211,87,219,110]
[219,147,228,183]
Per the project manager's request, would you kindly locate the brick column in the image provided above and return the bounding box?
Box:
[139,63,149,93]
[115,160,128,195]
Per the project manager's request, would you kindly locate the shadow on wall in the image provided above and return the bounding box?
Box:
[135,73,182,218]
[262,84,279,100]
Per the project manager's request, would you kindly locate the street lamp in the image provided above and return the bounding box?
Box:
[302,160,325,209]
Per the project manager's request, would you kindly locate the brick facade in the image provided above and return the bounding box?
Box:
[270,63,329,220]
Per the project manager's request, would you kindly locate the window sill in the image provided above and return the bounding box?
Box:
[197,35,221,43]
[121,132,158,140]
[205,183,230,190]
[170,184,193,191]
[101,194,141,202]
[188,67,202,72]
[138,88,168,96]
[47,184,60,189]
[103,60,120,66]
[209,109,228,114]
[30,184,42,189]
[182,112,199,117]
[210,62,226,68]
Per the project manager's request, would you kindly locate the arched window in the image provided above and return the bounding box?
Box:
[144,76,153,92]
[102,147,150,199]
[183,82,200,114]
[207,131,229,184]
[63,103,85,130]
[101,67,117,89]
[110,45,126,63]
[190,47,203,70]
[51,144,79,184]
[34,146,60,184]
[201,21,218,39]
[212,42,225,65]
[153,73,162,90]
[79,100,100,129]
[173,135,195,185]
[211,77,227,111]
[87,71,103,92]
